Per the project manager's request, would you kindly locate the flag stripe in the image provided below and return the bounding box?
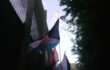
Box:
[29,40,59,51]
[34,40,59,51]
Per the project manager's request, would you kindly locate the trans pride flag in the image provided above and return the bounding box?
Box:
[28,19,60,52]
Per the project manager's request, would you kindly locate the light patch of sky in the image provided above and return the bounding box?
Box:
[42,0,78,63]
[42,0,65,30]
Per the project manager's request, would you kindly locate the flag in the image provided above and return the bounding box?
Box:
[56,54,70,70]
[28,19,60,51]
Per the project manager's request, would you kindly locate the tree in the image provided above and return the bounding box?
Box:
[60,0,110,70]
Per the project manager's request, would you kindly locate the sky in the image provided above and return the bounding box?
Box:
[42,0,78,63]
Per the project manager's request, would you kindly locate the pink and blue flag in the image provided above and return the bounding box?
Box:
[28,19,60,52]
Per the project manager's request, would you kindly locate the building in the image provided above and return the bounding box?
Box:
[1,0,49,70]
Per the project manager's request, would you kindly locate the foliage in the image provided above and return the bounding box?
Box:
[60,0,110,70]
